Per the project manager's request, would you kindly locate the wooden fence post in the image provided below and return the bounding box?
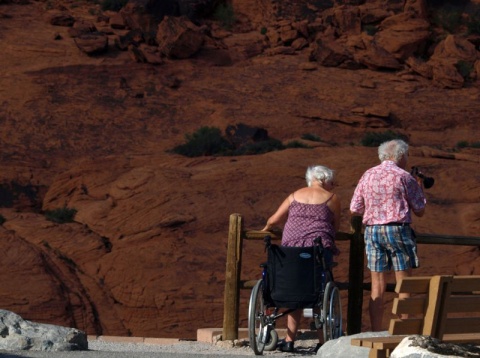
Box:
[222,213,243,341]
[347,215,364,335]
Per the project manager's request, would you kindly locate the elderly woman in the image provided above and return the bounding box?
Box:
[262,164,341,352]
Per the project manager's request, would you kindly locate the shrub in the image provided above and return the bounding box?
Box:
[170,126,303,157]
[231,139,285,155]
[45,207,77,224]
[213,3,236,30]
[0,214,5,225]
[363,24,378,36]
[456,140,469,148]
[301,133,322,142]
[285,140,311,149]
[100,0,127,12]
[456,140,480,148]
[171,126,233,157]
[466,12,480,35]
[361,131,409,147]
[431,8,462,33]
[456,60,473,79]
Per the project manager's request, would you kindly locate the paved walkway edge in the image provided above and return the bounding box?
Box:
[88,328,295,345]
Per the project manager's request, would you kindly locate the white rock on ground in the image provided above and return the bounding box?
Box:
[317,331,391,357]
[0,309,87,351]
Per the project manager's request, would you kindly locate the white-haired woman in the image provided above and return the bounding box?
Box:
[261,164,341,352]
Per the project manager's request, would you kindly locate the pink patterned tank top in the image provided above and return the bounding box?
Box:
[281,195,339,255]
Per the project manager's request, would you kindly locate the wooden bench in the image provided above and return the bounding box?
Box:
[351,275,480,358]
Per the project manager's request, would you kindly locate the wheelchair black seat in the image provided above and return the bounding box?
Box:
[266,244,326,309]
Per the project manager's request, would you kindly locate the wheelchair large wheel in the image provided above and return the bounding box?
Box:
[322,281,343,342]
[248,279,272,355]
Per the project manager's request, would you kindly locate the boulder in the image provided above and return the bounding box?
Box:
[405,56,433,79]
[391,335,480,358]
[375,12,430,61]
[427,35,479,88]
[74,32,109,55]
[317,331,391,357]
[119,0,165,43]
[156,16,204,58]
[221,31,266,62]
[333,5,362,35]
[404,0,427,18]
[429,35,479,66]
[353,36,402,70]
[358,3,393,24]
[47,11,75,27]
[431,61,465,89]
[68,19,97,38]
[128,44,164,64]
[309,36,352,67]
[0,310,87,351]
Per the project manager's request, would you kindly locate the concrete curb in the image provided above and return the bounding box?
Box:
[88,328,303,345]
[88,335,182,345]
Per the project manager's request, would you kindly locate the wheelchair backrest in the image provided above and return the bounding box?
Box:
[266,244,325,309]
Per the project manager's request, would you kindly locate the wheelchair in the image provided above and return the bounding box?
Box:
[248,236,342,355]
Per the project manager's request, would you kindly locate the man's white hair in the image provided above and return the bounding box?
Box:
[378,139,409,163]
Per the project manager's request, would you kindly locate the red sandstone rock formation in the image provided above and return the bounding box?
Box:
[0,0,478,340]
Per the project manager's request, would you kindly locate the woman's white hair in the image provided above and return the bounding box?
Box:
[378,139,409,163]
[305,165,335,187]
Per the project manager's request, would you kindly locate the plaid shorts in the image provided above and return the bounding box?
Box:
[364,225,419,272]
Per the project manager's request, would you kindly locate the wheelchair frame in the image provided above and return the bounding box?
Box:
[248,236,342,355]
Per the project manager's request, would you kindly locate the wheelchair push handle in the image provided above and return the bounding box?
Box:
[264,235,272,252]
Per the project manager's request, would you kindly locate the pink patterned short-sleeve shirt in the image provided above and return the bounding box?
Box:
[349,161,426,226]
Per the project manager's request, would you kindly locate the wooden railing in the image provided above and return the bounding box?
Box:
[222,213,480,341]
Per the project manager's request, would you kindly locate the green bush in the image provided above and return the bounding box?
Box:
[0,214,5,225]
[456,140,480,148]
[431,8,462,33]
[231,139,285,155]
[285,140,311,149]
[456,60,473,79]
[363,24,378,36]
[171,126,233,157]
[45,207,77,224]
[466,12,480,35]
[213,3,236,30]
[456,140,469,148]
[301,133,322,142]
[361,131,409,147]
[100,0,128,11]
[170,126,306,157]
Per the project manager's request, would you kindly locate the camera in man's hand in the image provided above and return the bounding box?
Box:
[410,167,435,189]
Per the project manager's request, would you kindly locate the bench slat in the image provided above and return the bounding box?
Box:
[443,333,480,344]
[389,318,423,335]
[351,336,408,347]
[451,276,480,292]
[447,296,480,313]
[395,277,431,294]
[444,318,480,334]
[392,297,427,315]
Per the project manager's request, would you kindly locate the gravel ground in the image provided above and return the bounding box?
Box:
[0,333,321,358]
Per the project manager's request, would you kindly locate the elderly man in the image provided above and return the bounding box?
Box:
[350,139,426,331]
